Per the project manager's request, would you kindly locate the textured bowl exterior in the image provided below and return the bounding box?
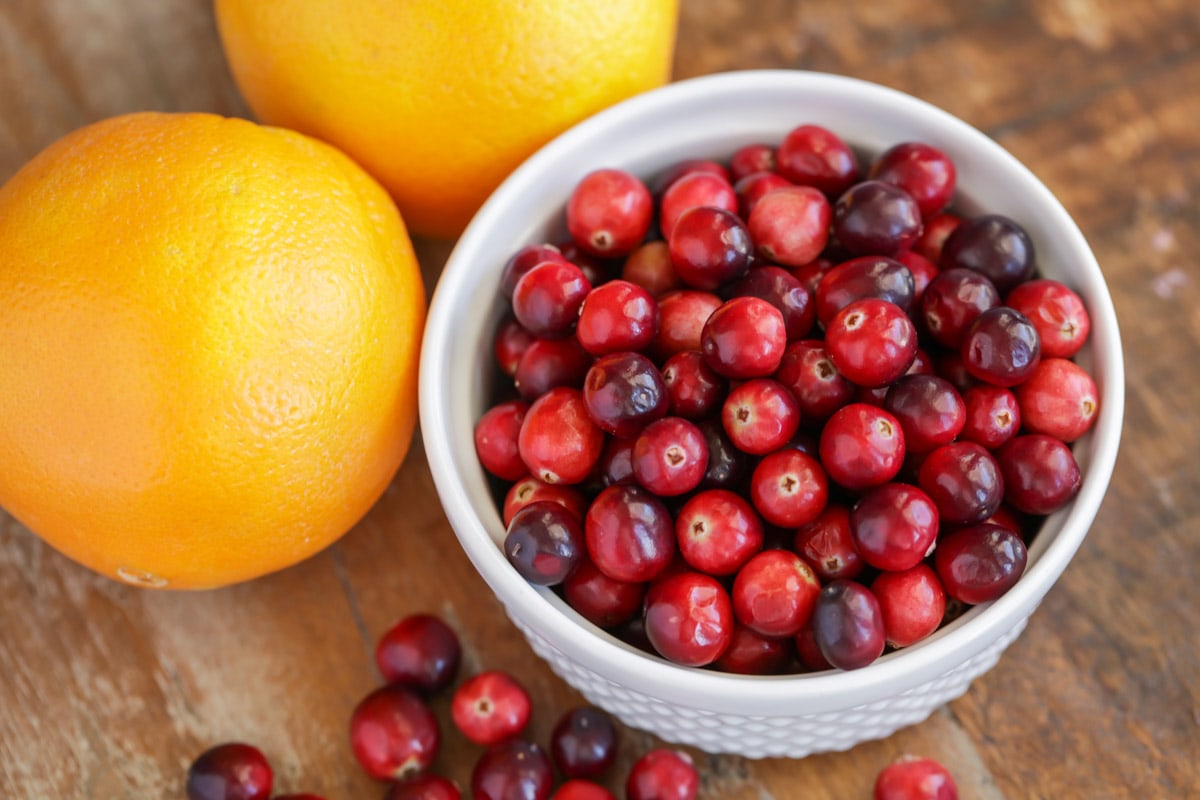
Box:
[419,71,1124,758]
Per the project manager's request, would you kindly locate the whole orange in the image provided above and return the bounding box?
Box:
[0,112,425,589]
[214,0,678,238]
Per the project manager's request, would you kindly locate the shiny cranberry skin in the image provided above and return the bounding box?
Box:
[896,250,938,304]
[495,317,537,377]
[1006,278,1091,358]
[850,483,939,571]
[668,206,753,290]
[582,353,667,438]
[996,435,1081,514]
[722,378,801,455]
[961,385,1020,449]
[659,171,738,239]
[820,403,906,490]
[941,214,1035,293]
[913,212,962,264]
[551,782,613,800]
[349,686,439,780]
[513,337,590,400]
[826,299,918,388]
[550,707,618,780]
[918,442,1004,525]
[750,449,828,528]
[519,388,604,484]
[563,559,644,628]
[654,290,723,358]
[451,671,531,746]
[632,417,708,496]
[567,169,652,257]
[870,564,947,648]
[794,505,863,581]
[833,180,923,257]
[883,375,966,454]
[471,739,554,800]
[575,280,658,356]
[622,241,681,297]
[961,306,1041,387]
[812,579,886,670]
[697,416,749,489]
[775,124,860,196]
[1014,358,1099,442]
[935,523,1027,604]
[644,571,734,666]
[676,489,763,575]
[732,549,821,638]
[652,158,730,197]
[502,244,569,300]
[375,614,461,693]
[476,401,530,481]
[186,743,272,800]
[626,749,699,800]
[596,437,636,487]
[701,296,787,378]
[730,143,777,182]
[585,485,674,582]
[386,775,461,800]
[502,477,586,526]
[774,339,856,422]
[504,502,585,586]
[875,755,959,800]
[747,185,832,267]
[661,350,725,420]
[735,171,792,219]
[816,255,915,327]
[869,143,957,218]
[729,265,815,341]
[512,260,591,339]
[919,268,1000,348]
[714,623,790,674]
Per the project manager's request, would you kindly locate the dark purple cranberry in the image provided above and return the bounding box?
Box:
[883,374,966,454]
[996,435,1081,515]
[728,265,815,340]
[186,743,273,800]
[869,142,957,218]
[504,502,586,586]
[501,244,568,300]
[815,255,915,327]
[918,442,1004,525]
[920,268,1001,349]
[596,437,636,487]
[471,739,554,800]
[811,580,886,670]
[668,207,753,290]
[961,306,1041,387]
[935,523,1028,604]
[832,180,923,257]
[550,707,618,780]
[582,352,668,438]
[375,614,462,693]
[697,416,749,490]
[512,260,592,338]
[941,214,1035,292]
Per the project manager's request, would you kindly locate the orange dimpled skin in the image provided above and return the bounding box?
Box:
[0,112,426,589]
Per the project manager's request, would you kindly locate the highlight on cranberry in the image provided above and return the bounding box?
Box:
[475,124,1099,673]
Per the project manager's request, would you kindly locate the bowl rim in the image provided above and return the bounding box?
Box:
[419,69,1125,715]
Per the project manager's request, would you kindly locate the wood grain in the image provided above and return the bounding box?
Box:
[1,0,1198,797]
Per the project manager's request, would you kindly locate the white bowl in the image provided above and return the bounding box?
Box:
[419,70,1124,758]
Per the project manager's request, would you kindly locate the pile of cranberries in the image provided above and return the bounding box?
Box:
[476,123,1098,672]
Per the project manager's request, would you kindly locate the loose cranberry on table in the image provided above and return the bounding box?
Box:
[502,477,586,526]
[1005,278,1091,358]
[471,739,554,800]
[732,549,821,638]
[550,706,618,780]
[585,484,675,583]
[819,403,906,490]
[871,564,947,648]
[850,483,940,572]
[774,339,856,422]
[996,435,1082,515]
[794,504,864,582]
[511,260,592,339]
[729,265,815,341]
[883,375,966,454]
[960,385,1021,449]
[912,211,962,264]
[501,243,569,300]
[659,170,737,238]
[186,743,273,800]
[832,180,923,257]
[714,623,791,675]
[815,255,916,326]
[935,523,1028,605]
[874,755,959,800]
[475,400,529,481]
[1014,357,1099,442]
[494,317,536,377]
[675,489,764,575]
[632,416,709,496]
[562,559,645,628]
[644,571,734,666]
[746,185,832,267]
[582,352,668,438]
[729,142,777,181]
[869,142,957,218]
[566,168,653,258]
[668,206,753,290]
[661,350,725,420]
[552,780,615,800]
[653,290,723,358]
[575,280,659,356]
[701,296,787,378]
[825,298,918,388]
[722,378,801,455]
[504,501,585,586]
[451,670,532,746]
[621,241,681,297]
[386,775,461,800]
[775,123,860,196]
[940,214,1035,293]
[696,416,750,490]
[812,579,887,670]
[375,614,462,693]
[734,170,792,219]
[960,306,1042,387]
[750,449,828,528]
[518,387,604,485]
[349,686,439,780]
[625,748,700,800]
[919,268,1001,349]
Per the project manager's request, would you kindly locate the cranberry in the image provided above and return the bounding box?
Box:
[495,317,536,377]
[819,404,906,490]
[675,489,764,575]
[913,212,962,264]
[750,449,828,528]
[661,351,725,420]
[996,435,1081,514]
[375,614,461,693]
[871,564,947,648]
[451,670,531,746]
[621,241,682,297]
[794,623,833,671]
[1014,358,1099,442]
[734,171,792,219]
[651,158,729,197]
[747,185,832,267]
[697,416,750,489]
[961,306,1041,387]
[550,707,618,780]
[832,180,923,257]
[774,339,856,422]
[869,142,957,218]
[502,478,586,526]
[562,559,644,628]
[941,214,1035,292]
[386,775,461,800]
[349,686,439,780]
[653,290,723,358]
[714,623,791,674]
[961,385,1021,449]
[504,501,585,586]
[816,255,915,327]
[186,743,272,800]
[596,436,637,487]
[850,483,939,571]
[729,265,815,341]
[919,268,1000,348]
[896,250,938,303]
[659,171,737,238]
[626,749,699,800]
[730,143,777,181]
[644,571,734,666]
[790,256,835,296]
[732,549,821,638]
[585,485,674,582]
[775,124,860,196]
[552,781,614,800]
[701,296,787,378]
[918,442,1004,525]
[519,388,604,484]
[794,505,863,581]
[632,417,708,496]
[935,523,1027,604]
[575,280,658,356]
[812,579,886,670]
[514,337,591,400]
[582,353,667,438]
[556,240,616,287]
[883,375,966,454]
[668,206,753,290]
[566,169,652,257]
[502,244,568,297]
[512,260,592,339]
[826,298,918,388]
[476,400,530,481]
[980,504,1025,537]
[1006,278,1091,358]
[471,739,554,800]
[722,378,801,455]
[874,755,959,800]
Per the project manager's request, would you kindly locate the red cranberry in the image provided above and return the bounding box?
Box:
[495,317,536,377]
[349,686,439,780]
[562,559,644,628]
[961,306,1041,387]
[734,171,792,219]
[451,671,531,746]
[512,260,591,339]
[774,339,856,422]
[502,478,586,526]
[794,622,833,671]
[662,350,726,420]
[790,256,835,296]
[514,337,591,400]
[519,388,604,484]
[651,158,729,197]
[732,549,821,638]
[1006,278,1091,358]
[375,614,462,693]
[504,501,585,586]
[980,504,1025,538]
[819,404,906,490]
[626,749,699,800]
[850,483,939,571]
[476,401,530,481]
[1014,358,1099,442]
[722,378,801,455]
[567,169,652,257]
[961,385,1021,449]
[550,707,618,780]
[869,142,957,218]
[585,485,675,582]
[471,739,554,800]
[832,180,923,257]
[186,743,272,800]
[501,244,569,300]
[659,171,737,238]
[632,417,708,496]
[747,185,832,267]
[919,268,1001,349]
[811,579,886,670]
[644,571,734,666]
[996,435,1081,514]
[918,442,1004,525]
[794,505,863,581]
[896,250,938,303]
[883,375,966,454]
[621,241,681,297]
[826,298,918,388]
[697,417,750,490]
[730,143,777,181]
[675,489,763,575]
[596,436,637,487]
[583,352,667,438]
[874,755,959,800]
[386,775,461,800]
[729,265,815,341]
[871,564,946,648]
[750,449,828,528]
[653,290,723,358]
[941,214,1035,293]
[552,781,614,800]
[668,206,753,290]
[775,124,860,196]
[913,212,962,264]
[935,523,1027,604]
[816,255,916,327]
[576,280,658,356]
[701,296,787,378]
[714,623,791,674]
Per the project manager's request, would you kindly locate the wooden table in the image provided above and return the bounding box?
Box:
[2,1,1198,797]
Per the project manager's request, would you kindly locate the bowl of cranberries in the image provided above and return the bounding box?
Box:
[419,70,1123,758]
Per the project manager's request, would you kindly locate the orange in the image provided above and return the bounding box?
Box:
[0,112,425,589]
[214,0,678,238]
